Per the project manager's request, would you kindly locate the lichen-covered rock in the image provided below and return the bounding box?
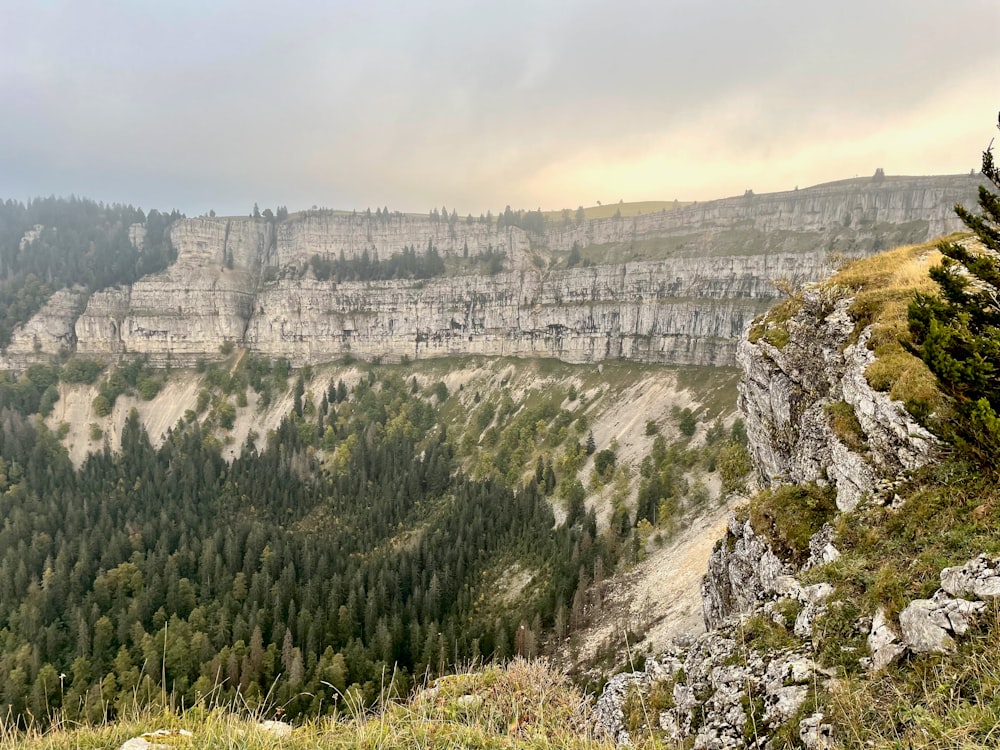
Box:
[593,671,647,746]
[864,608,905,671]
[898,593,985,654]
[940,555,1000,599]
[803,524,841,570]
[799,712,835,750]
[595,618,833,748]
[702,514,796,630]
[737,290,937,512]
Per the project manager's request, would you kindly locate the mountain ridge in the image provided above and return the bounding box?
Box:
[1,174,984,372]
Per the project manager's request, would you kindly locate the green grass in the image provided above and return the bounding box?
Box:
[828,603,1000,749]
[748,483,838,567]
[835,237,956,422]
[747,295,802,350]
[825,401,868,453]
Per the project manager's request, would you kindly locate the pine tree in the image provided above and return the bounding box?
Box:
[909,112,1000,460]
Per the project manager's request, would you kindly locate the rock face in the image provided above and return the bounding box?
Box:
[546,175,977,254]
[940,554,1000,599]
[737,290,938,511]
[595,603,837,749]
[1,287,88,369]
[2,175,981,371]
[701,514,795,630]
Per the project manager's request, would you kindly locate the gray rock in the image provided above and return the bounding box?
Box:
[899,594,985,653]
[4,177,978,374]
[941,555,1000,600]
[118,729,193,750]
[257,720,292,738]
[737,291,939,514]
[455,694,483,710]
[702,515,796,629]
[799,712,835,749]
[800,583,834,605]
[764,684,810,726]
[593,670,649,746]
[804,525,841,570]
[865,607,905,671]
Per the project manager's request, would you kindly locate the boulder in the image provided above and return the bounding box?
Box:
[899,593,985,653]
[940,555,1000,600]
[864,607,905,671]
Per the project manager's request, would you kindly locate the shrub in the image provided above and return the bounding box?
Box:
[908,113,1000,462]
[718,441,753,494]
[61,357,104,384]
[678,408,697,437]
[594,448,616,479]
[92,394,111,417]
[136,377,160,401]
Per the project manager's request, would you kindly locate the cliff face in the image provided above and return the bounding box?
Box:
[3,174,982,370]
[737,288,937,511]
[549,175,975,255]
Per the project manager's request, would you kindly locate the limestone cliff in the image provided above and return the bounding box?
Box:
[2,174,982,370]
[594,244,965,748]
[737,288,937,511]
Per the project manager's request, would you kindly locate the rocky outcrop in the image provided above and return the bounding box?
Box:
[737,289,938,511]
[0,287,88,369]
[865,554,998,667]
[600,532,998,747]
[2,175,982,371]
[941,554,1000,599]
[75,219,270,364]
[595,602,838,748]
[701,514,796,630]
[897,593,984,654]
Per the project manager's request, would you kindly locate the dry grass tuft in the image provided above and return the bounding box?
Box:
[0,660,619,750]
[830,237,958,421]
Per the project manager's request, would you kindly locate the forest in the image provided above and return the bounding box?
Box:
[0,369,620,725]
[0,197,181,347]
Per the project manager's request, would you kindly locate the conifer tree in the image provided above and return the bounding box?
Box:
[909,112,1000,460]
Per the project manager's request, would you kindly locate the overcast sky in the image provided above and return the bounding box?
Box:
[1,0,998,216]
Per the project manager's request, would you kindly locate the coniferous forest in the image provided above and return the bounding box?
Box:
[0,370,615,725]
[0,197,181,347]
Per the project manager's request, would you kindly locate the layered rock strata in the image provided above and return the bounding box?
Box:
[3,174,983,370]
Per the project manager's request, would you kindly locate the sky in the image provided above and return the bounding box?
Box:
[1,0,998,217]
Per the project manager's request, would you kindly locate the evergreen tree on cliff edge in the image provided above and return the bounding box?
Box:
[909,111,1000,460]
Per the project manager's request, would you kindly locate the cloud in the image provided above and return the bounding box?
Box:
[0,0,997,214]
